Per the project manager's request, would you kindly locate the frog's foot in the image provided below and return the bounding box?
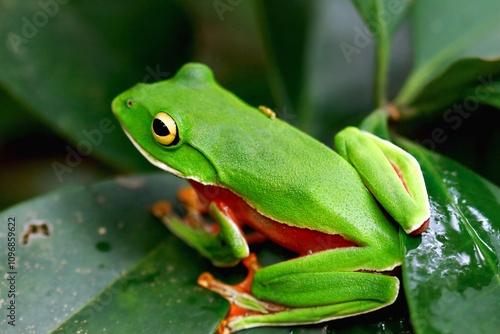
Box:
[152,186,208,228]
[176,186,209,225]
[152,191,249,267]
[198,254,289,334]
[151,200,173,219]
[242,231,267,244]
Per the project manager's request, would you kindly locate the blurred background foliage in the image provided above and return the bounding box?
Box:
[1,0,500,210]
[1,1,500,333]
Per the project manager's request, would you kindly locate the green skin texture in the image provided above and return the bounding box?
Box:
[112,63,429,331]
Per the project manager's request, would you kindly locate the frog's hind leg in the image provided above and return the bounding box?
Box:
[201,246,401,333]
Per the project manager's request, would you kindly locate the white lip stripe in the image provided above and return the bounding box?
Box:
[122,127,184,177]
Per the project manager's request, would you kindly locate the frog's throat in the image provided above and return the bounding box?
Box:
[121,126,184,178]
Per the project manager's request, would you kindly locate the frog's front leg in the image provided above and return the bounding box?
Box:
[334,127,430,234]
[200,245,401,334]
[152,187,249,267]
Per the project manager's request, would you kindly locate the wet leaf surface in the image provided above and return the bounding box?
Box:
[0,173,412,333]
[396,138,500,334]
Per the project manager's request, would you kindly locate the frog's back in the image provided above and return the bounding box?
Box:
[184,89,398,246]
[150,63,398,246]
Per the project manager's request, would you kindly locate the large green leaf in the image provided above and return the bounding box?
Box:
[0,1,192,171]
[395,0,500,116]
[0,173,413,333]
[396,138,500,334]
[351,0,409,39]
[398,59,500,116]
[0,174,233,333]
[0,89,38,146]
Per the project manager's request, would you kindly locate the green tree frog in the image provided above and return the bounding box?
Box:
[112,63,430,333]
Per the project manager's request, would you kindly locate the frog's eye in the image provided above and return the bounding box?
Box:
[152,112,179,146]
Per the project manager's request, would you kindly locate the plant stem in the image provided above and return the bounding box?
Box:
[374,32,391,108]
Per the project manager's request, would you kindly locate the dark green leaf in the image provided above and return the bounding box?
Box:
[0,173,229,332]
[358,108,391,140]
[395,0,500,116]
[0,1,192,171]
[0,172,413,333]
[54,238,228,334]
[351,0,409,39]
[398,58,500,116]
[0,89,36,146]
[395,138,500,334]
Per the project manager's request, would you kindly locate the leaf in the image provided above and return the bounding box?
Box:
[351,0,409,39]
[395,0,500,116]
[395,138,500,334]
[53,238,228,334]
[351,0,411,105]
[0,172,413,333]
[0,88,41,147]
[398,58,500,115]
[0,174,228,332]
[255,0,411,140]
[358,108,391,140]
[0,1,192,171]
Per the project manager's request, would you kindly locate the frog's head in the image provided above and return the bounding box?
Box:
[112,63,229,184]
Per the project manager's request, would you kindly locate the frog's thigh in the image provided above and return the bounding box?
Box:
[241,265,399,327]
[253,270,399,308]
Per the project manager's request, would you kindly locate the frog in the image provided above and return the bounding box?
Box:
[112,63,430,333]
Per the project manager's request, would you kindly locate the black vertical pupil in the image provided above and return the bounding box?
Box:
[153,118,170,136]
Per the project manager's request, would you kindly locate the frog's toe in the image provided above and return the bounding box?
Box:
[150,200,172,218]
[176,186,206,213]
[198,254,288,333]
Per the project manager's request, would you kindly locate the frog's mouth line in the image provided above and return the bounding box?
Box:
[121,126,184,178]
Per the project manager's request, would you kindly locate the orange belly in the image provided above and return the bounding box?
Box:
[189,180,358,256]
